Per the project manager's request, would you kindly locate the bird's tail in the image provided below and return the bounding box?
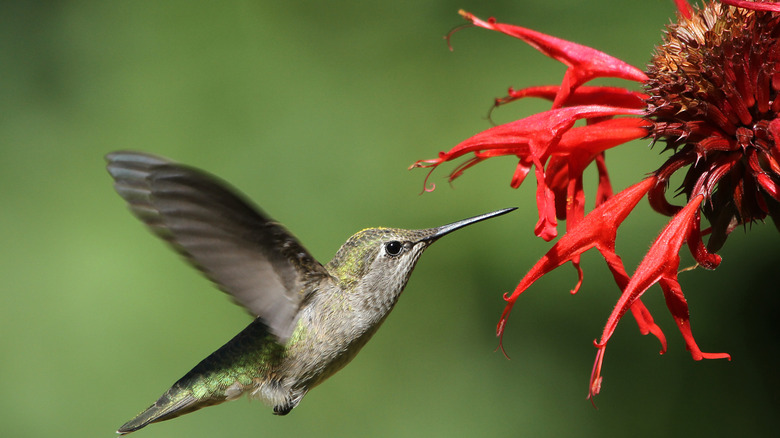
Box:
[117,320,283,434]
[117,381,219,435]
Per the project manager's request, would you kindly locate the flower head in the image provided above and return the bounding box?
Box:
[647,0,780,251]
[412,0,780,400]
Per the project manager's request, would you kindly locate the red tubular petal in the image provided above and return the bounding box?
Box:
[570,257,584,295]
[589,195,731,399]
[589,348,605,400]
[757,173,780,200]
[745,148,780,201]
[649,152,697,216]
[565,172,586,229]
[556,118,651,155]
[545,118,648,223]
[691,154,741,200]
[595,153,613,207]
[413,106,645,240]
[628,301,668,354]
[719,0,780,12]
[686,208,722,269]
[533,157,559,241]
[458,11,647,107]
[673,0,694,19]
[659,277,731,361]
[756,62,772,114]
[762,148,780,176]
[594,196,704,349]
[415,105,644,172]
[648,185,681,216]
[588,299,674,402]
[768,118,780,149]
[510,157,533,188]
[697,136,735,152]
[499,85,649,109]
[499,85,560,106]
[546,156,570,219]
[497,178,656,342]
[600,244,668,355]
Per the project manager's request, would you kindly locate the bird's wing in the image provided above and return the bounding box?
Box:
[106,151,328,342]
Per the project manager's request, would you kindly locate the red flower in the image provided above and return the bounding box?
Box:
[412,0,780,400]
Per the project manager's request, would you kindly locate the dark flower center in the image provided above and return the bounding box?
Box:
[645,1,780,250]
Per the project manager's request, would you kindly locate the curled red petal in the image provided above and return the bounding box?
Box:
[555,117,652,156]
[673,0,694,19]
[444,105,645,163]
[589,195,730,399]
[570,257,584,295]
[513,117,648,223]
[589,347,605,402]
[599,242,668,356]
[448,156,484,183]
[594,153,613,207]
[686,209,722,269]
[497,177,656,344]
[659,277,731,361]
[757,172,780,200]
[746,148,780,201]
[458,10,648,107]
[594,197,704,349]
[564,167,585,227]
[768,118,780,144]
[414,105,644,176]
[649,151,697,216]
[628,300,668,354]
[719,0,780,12]
[545,155,571,220]
[510,157,533,189]
[533,158,558,241]
[497,85,649,110]
[413,106,644,240]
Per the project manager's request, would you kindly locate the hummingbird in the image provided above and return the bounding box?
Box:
[107,151,514,435]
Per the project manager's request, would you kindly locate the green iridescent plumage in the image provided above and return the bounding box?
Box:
[108,151,515,434]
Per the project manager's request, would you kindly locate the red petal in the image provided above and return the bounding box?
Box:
[594,153,613,207]
[659,277,731,361]
[510,157,533,188]
[412,106,643,175]
[412,106,644,239]
[686,214,722,269]
[498,85,649,110]
[588,195,730,399]
[719,0,780,12]
[533,156,559,241]
[439,105,644,164]
[545,118,649,224]
[673,0,694,19]
[555,118,651,155]
[744,148,780,200]
[498,177,657,345]
[628,300,667,353]
[649,152,697,216]
[459,11,648,107]
[768,118,780,144]
[594,197,702,349]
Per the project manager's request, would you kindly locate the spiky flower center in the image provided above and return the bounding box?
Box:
[645,1,780,250]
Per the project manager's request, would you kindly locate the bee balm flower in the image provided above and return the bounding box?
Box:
[412,0,780,400]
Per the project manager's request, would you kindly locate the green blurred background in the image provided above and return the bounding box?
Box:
[2,0,777,436]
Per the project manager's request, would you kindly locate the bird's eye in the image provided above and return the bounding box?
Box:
[385,241,403,256]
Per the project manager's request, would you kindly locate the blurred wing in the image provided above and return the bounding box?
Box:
[106,151,327,341]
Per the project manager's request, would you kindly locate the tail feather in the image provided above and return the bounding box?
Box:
[117,384,218,435]
[117,320,283,434]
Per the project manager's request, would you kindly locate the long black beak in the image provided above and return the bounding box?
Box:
[421,207,516,242]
